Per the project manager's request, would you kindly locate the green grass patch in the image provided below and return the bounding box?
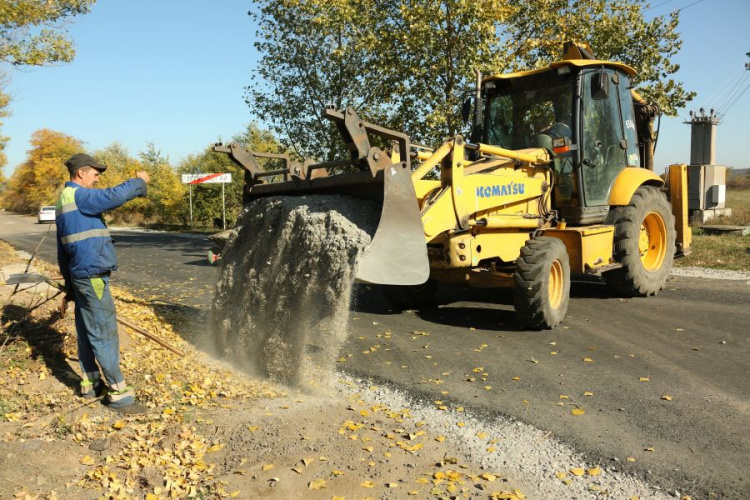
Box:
[675,188,750,271]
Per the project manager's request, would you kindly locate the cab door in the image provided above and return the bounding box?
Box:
[580,68,639,208]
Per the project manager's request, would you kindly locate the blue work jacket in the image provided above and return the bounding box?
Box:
[56,179,147,282]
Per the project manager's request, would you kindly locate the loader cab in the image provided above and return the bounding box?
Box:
[481,62,641,225]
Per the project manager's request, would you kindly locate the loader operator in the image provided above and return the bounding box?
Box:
[56,153,151,414]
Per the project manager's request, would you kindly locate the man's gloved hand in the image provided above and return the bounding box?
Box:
[59,294,70,318]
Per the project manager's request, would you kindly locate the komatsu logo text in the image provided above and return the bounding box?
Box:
[476,182,525,198]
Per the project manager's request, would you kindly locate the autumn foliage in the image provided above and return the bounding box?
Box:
[1,124,285,227]
[2,129,82,213]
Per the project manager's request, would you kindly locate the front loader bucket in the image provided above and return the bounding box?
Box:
[214,107,430,287]
[233,165,430,286]
[355,163,429,286]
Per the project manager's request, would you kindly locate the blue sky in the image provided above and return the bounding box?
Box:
[2,0,748,177]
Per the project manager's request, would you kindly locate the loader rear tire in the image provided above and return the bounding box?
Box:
[513,237,570,330]
[604,186,676,296]
[382,279,438,310]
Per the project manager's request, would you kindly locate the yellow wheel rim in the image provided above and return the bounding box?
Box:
[548,260,564,309]
[639,211,667,271]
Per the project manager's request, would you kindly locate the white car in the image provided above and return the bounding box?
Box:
[37,206,56,224]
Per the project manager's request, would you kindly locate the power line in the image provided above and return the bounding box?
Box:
[719,82,750,118]
[675,0,706,13]
[644,0,676,13]
[699,66,743,110]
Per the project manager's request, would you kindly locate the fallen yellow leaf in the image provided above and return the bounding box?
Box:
[583,357,593,363]
[571,408,585,416]
[570,467,585,476]
[80,455,95,466]
[435,435,446,442]
[588,467,601,476]
[262,464,275,471]
[661,395,672,401]
[308,479,326,490]
[361,480,375,488]
[583,391,594,397]
[207,443,225,453]
[112,420,126,430]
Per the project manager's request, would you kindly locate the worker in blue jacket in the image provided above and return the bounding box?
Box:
[56,153,150,414]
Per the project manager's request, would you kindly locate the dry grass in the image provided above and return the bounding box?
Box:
[675,189,750,271]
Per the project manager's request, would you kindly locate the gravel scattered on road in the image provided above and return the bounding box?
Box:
[338,375,674,500]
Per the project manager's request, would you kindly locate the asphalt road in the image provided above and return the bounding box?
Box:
[2,211,749,498]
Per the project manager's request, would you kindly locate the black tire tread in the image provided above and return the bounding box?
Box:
[513,236,571,330]
[605,186,676,296]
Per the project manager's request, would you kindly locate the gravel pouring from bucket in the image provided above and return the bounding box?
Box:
[214,106,430,287]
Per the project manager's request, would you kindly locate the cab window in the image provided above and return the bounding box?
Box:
[581,69,628,206]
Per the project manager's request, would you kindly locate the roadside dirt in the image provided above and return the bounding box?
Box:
[0,242,528,499]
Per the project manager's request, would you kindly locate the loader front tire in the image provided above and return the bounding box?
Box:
[382,279,438,310]
[513,237,570,329]
[605,186,676,296]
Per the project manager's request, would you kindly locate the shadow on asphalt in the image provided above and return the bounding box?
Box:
[184,258,213,267]
[351,276,622,329]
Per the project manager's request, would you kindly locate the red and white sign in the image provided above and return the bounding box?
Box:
[181,173,232,184]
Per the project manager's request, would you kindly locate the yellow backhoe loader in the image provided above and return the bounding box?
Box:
[216,42,691,329]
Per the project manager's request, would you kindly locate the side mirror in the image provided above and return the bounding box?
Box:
[461,97,472,123]
[591,70,609,99]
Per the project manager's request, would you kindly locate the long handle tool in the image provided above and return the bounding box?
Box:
[4,273,185,356]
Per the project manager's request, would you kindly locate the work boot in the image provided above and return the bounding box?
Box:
[81,380,106,400]
[110,401,148,415]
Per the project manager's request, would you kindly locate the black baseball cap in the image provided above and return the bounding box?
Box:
[65,153,108,174]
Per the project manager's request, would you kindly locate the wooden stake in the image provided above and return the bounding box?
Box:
[116,317,185,357]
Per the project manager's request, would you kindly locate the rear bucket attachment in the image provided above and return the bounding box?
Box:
[214,107,429,286]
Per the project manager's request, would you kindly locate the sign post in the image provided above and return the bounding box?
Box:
[221,182,226,229]
[181,173,233,228]
[188,184,193,227]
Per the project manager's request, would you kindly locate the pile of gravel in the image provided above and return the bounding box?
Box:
[211,195,378,388]
[338,376,675,500]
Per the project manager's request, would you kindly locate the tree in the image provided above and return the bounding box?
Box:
[138,143,186,224]
[0,86,9,167]
[0,0,96,169]
[247,0,694,157]
[1,129,82,213]
[177,123,286,226]
[500,0,694,116]
[375,0,508,145]
[246,0,393,161]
